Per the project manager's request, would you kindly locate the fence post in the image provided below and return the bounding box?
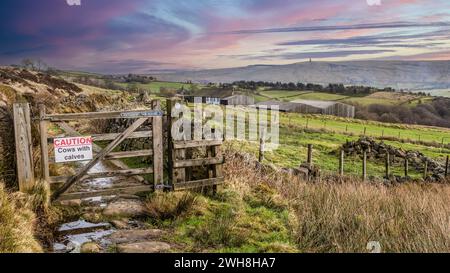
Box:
[152,100,163,189]
[339,149,344,176]
[385,152,390,178]
[207,143,223,195]
[259,134,265,163]
[166,98,185,188]
[364,127,367,136]
[362,150,367,181]
[445,155,449,177]
[13,103,35,192]
[404,157,409,177]
[307,144,313,165]
[423,160,428,179]
[39,105,50,182]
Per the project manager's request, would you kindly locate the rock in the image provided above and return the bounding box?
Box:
[81,242,101,253]
[110,219,129,229]
[103,199,145,218]
[108,229,165,244]
[117,241,171,253]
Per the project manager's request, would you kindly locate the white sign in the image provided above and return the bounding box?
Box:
[54,136,93,163]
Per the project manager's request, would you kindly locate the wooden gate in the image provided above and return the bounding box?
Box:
[166,99,225,192]
[38,103,164,201]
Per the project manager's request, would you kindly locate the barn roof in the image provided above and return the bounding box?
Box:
[290,99,351,109]
[255,99,353,111]
[254,100,297,111]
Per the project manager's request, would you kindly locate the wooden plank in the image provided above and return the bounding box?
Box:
[45,109,163,121]
[39,105,50,182]
[92,131,152,142]
[49,167,154,184]
[55,122,145,183]
[48,131,152,142]
[51,118,148,200]
[86,168,154,180]
[13,103,35,192]
[57,185,153,201]
[173,177,224,191]
[174,156,224,168]
[105,150,153,160]
[152,108,164,189]
[49,149,153,163]
[173,140,223,149]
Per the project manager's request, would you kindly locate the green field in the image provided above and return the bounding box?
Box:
[289,92,349,101]
[255,89,431,106]
[279,113,450,144]
[259,90,308,99]
[116,81,196,93]
[225,109,450,179]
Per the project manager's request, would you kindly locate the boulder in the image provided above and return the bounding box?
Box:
[117,241,171,253]
[108,229,165,244]
[103,199,145,218]
[81,242,102,253]
[110,219,130,229]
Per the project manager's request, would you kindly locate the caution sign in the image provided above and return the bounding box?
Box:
[54,136,93,163]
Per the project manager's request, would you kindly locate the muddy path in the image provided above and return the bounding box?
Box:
[52,161,171,253]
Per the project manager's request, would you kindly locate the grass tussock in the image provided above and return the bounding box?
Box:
[0,183,42,253]
[144,191,198,221]
[223,143,450,253]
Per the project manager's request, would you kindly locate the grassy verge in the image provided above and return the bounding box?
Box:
[137,146,450,253]
[0,183,43,253]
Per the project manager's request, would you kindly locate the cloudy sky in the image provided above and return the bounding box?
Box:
[1,0,450,73]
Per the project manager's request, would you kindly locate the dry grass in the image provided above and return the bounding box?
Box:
[223,144,450,253]
[144,191,198,221]
[0,183,43,253]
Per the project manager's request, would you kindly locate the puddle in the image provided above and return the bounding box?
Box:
[58,220,111,234]
[53,220,116,253]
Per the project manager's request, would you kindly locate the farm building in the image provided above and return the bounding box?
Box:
[184,89,255,106]
[254,99,355,118]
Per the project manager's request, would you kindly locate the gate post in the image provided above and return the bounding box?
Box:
[167,98,186,188]
[152,100,163,189]
[39,105,50,182]
[13,103,35,191]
